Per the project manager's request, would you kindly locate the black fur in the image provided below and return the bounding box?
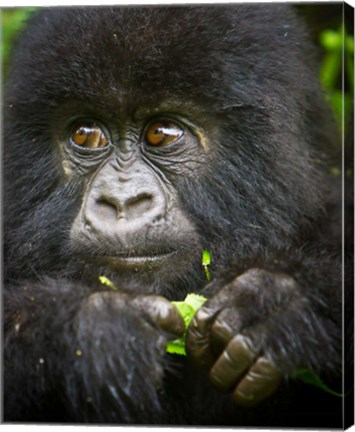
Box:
[4,5,343,426]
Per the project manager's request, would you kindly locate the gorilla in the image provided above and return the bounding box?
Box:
[3,4,344,427]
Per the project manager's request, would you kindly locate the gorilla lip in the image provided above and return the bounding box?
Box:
[98,251,178,268]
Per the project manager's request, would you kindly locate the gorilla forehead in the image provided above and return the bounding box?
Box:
[9,5,305,110]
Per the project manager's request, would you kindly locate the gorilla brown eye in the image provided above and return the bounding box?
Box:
[71,124,108,148]
[145,122,183,146]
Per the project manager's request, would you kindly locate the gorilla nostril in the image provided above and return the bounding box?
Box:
[124,193,154,220]
[95,198,120,220]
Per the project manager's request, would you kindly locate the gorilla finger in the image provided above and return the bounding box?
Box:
[85,291,126,312]
[186,307,217,367]
[132,295,185,337]
[210,308,243,356]
[233,356,283,407]
[209,334,259,392]
[203,281,236,308]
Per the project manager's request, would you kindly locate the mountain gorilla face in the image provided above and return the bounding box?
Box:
[67,113,201,284]
[4,5,343,427]
[53,61,213,289]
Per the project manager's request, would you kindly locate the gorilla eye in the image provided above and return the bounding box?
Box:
[71,124,109,149]
[145,122,183,146]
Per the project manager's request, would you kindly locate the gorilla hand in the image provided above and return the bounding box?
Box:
[186,269,318,407]
[74,291,185,421]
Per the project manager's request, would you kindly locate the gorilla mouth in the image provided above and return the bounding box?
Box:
[97,250,178,269]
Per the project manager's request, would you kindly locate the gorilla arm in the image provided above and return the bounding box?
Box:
[4,279,184,422]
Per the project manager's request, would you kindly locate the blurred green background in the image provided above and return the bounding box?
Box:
[2,8,36,67]
[1,6,354,128]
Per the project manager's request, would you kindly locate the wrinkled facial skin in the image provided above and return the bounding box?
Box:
[41,89,216,292]
[52,101,209,292]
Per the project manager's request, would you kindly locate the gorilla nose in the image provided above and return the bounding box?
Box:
[84,184,165,237]
[97,193,154,221]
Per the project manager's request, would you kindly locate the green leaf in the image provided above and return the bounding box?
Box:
[292,369,343,397]
[202,249,211,266]
[166,293,207,356]
[166,338,186,355]
[98,275,118,291]
[320,30,342,50]
[2,8,37,66]
[184,293,208,312]
[171,302,195,327]
[97,274,208,356]
[202,249,212,281]
[345,34,354,53]
[320,51,341,90]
